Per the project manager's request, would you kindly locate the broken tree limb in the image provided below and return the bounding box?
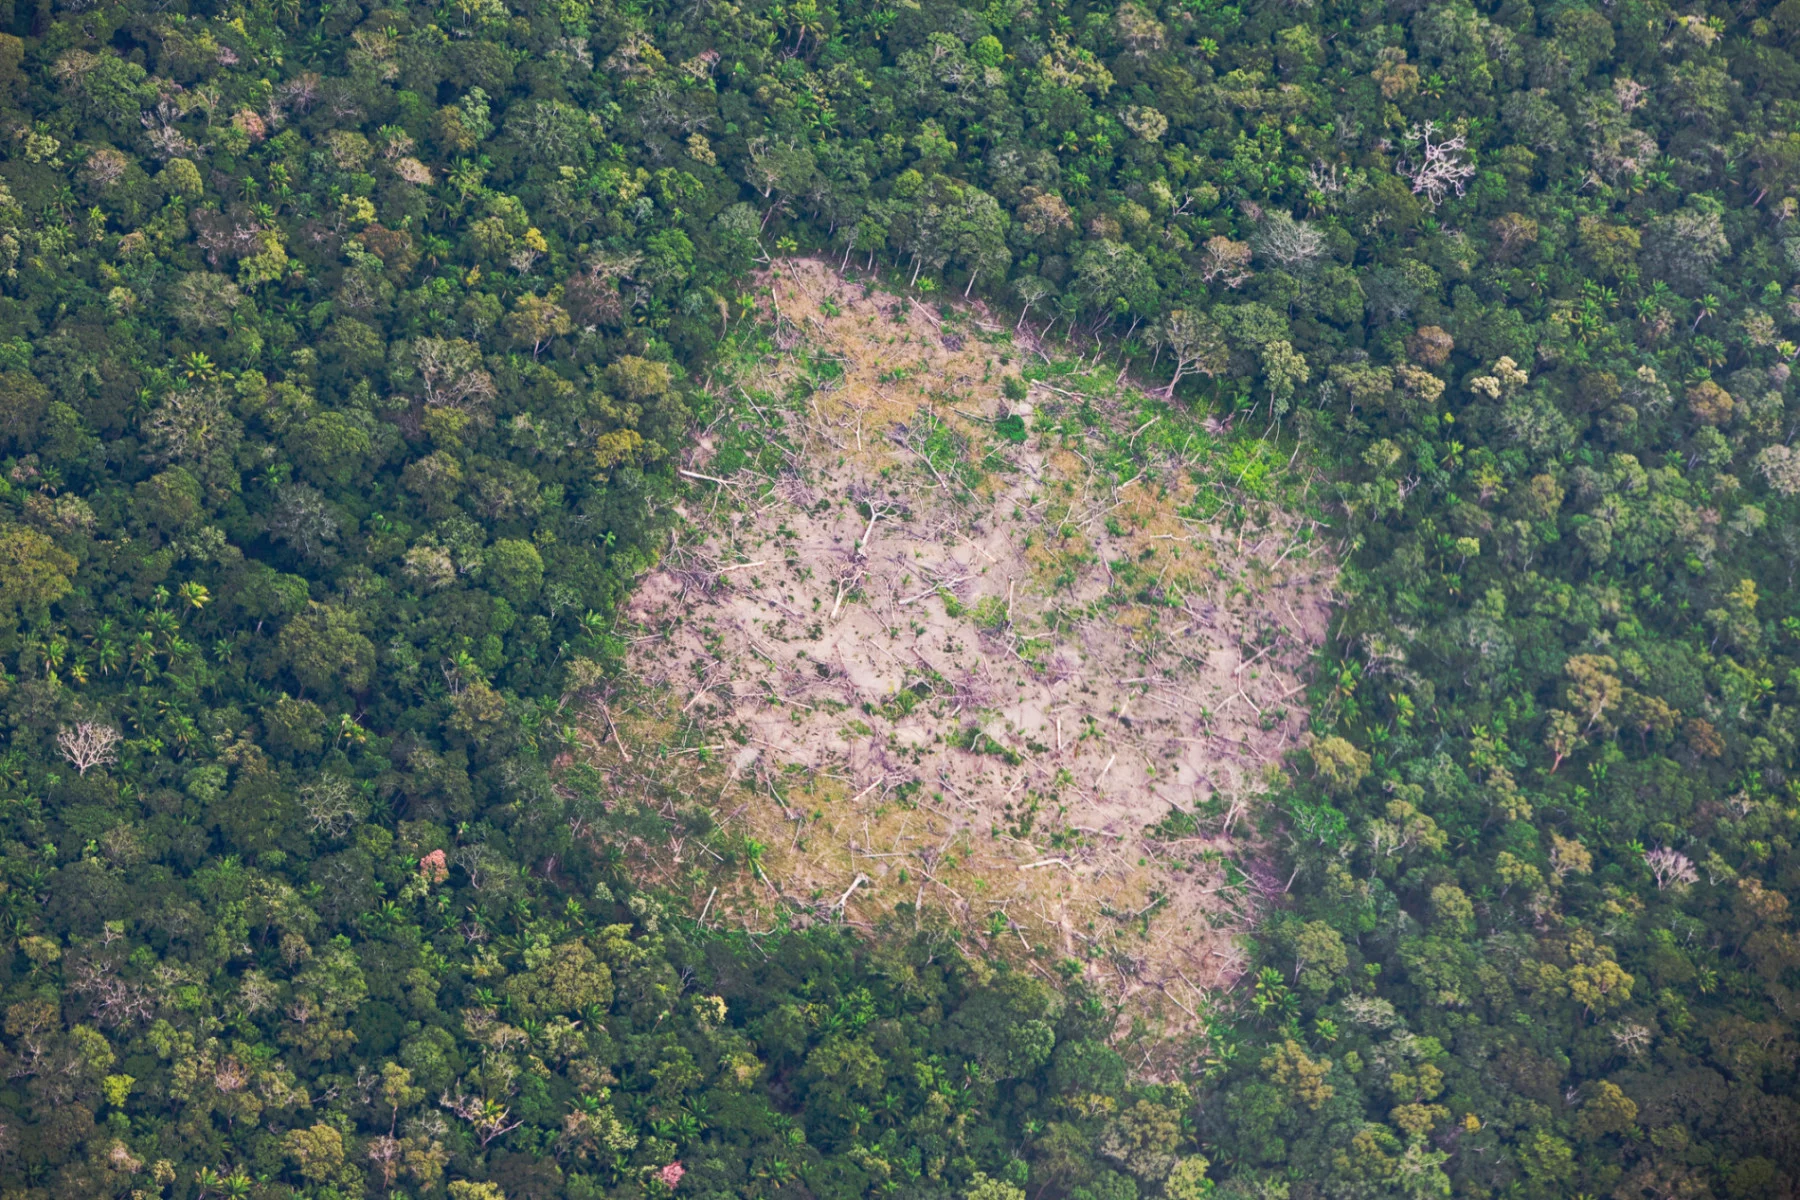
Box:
[597,700,632,764]
[890,428,957,494]
[680,469,734,487]
[833,873,869,910]
[831,569,863,619]
[898,575,970,605]
[856,504,885,556]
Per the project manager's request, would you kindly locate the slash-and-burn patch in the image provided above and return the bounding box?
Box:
[602,260,1334,1051]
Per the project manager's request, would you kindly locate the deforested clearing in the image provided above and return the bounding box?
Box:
[600,259,1334,1034]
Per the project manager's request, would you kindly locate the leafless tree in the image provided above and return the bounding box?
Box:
[143,384,239,467]
[300,774,364,837]
[1252,212,1325,272]
[1398,121,1476,207]
[565,252,641,328]
[367,1136,402,1189]
[192,208,266,267]
[68,953,156,1027]
[1611,1021,1653,1056]
[1643,846,1698,890]
[140,97,199,160]
[82,147,129,188]
[453,843,499,891]
[272,72,322,119]
[57,722,121,776]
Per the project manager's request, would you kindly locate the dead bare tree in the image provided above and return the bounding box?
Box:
[366,1137,402,1189]
[1397,121,1476,207]
[1643,847,1698,890]
[299,774,364,837]
[1251,212,1326,272]
[57,722,121,776]
[849,484,897,558]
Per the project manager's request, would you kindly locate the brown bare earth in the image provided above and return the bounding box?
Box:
[595,260,1334,1043]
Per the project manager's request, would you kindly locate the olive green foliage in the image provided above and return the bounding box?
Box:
[6,0,1800,1198]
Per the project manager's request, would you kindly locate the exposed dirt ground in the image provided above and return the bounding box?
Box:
[595,260,1334,1045]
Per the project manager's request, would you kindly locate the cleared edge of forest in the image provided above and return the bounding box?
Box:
[578,260,1335,1055]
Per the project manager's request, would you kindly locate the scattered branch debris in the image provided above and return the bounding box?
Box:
[597,260,1336,1049]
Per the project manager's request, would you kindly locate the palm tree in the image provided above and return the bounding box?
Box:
[130,633,159,681]
[177,581,212,616]
[787,0,825,52]
[1692,292,1719,331]
[146,609,180,646]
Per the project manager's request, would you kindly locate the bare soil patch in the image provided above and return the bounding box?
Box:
[598,260,1334,1041]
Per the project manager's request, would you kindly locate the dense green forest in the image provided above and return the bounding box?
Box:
[1,0,1798,1196]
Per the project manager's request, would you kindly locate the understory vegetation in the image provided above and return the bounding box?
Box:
[0,0,1798,1198]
